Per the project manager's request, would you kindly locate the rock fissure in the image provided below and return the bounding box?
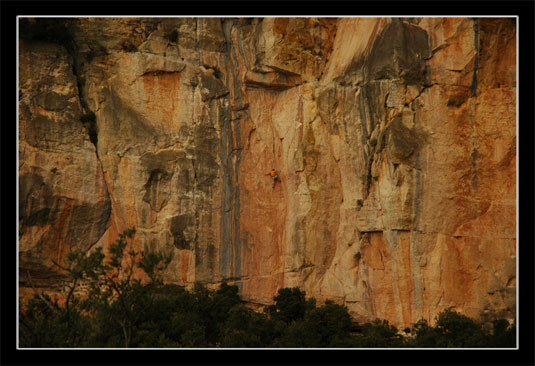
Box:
[471,18,480,97]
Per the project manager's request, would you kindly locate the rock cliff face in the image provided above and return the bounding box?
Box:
[18,17,516,327]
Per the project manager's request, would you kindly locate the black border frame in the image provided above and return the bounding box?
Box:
[2,1,534,365]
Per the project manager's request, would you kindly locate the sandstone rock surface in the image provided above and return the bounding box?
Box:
[19,17,516,327]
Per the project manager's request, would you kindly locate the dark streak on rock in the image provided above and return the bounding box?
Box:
[140,70,182,77]
[471,19,479,97]
[143,169,171,211]
[219,19,243,281]
[170,214,193,250]
[470,148,478,190]
[365,20,431,85]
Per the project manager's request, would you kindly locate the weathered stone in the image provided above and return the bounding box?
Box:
[19,17,516,328]
[19,40,111,286]
[364,19,431,84]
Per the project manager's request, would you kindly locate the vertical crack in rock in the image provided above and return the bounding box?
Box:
[471,18,479,97]
[191,71,222,282]
[18,36,112,288]
[191,157,199,252]
[219,88,233,279]
[219,20,233,281]
[71,49,112,247]
[219,19,243,281]
[468,95,479,216]
[230,24,245,282]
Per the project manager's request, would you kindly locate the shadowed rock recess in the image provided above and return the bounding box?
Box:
[18,17,516,328]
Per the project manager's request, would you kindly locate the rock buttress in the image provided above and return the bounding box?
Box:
[19,17,516,328]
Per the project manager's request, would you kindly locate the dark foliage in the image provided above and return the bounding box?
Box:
[265,286,315,324]
[19,229,517,348]
[272,300,354,347]
[405,307,515,348]
[353,319,403,348]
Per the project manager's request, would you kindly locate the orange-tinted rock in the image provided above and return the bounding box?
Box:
[19,17,516,328]
[19,40,111,291]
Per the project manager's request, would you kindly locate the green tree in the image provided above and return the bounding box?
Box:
[19,293,90,347]
[354,319,403,347]
[488,318,516,347]
[433,307,488,347]
[270,296,356,348]
[220,304,274,347]
[408,318,442,347]
[20,228,173,348]
[271,320,322,348]
[19,242,108,347]
[303,300,354,347]
[409,308,495,348]
[266,287,315,324]
[78,228,146,347]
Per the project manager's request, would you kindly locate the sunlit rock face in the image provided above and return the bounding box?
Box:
[18,17,516,327]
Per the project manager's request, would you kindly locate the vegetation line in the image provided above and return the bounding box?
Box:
[19,229,516,349]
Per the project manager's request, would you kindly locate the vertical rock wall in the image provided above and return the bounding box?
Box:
[18,17,516,327]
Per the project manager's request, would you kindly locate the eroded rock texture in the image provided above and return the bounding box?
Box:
[18,17,516,327]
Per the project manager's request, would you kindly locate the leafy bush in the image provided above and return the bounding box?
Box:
[407,308,516,348]
[488,318,516,347]
[304,300,354,347]
[19,293,90,348]
[221,304,274,347]
[353,319,403,348]
[271,319,322,348]
[265,287,315,324]
[273,300,355,348]
[432,307,489,347]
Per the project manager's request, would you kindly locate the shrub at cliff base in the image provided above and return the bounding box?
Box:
[407,308,516,348]
[353,319,404,348]
[269,298,354,348]
[19,229,516,348]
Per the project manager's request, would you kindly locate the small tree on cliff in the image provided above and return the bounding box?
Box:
[19,292,91,347]
[20,228,172,348]
[79,228,172,347]
[20,240,109,347]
